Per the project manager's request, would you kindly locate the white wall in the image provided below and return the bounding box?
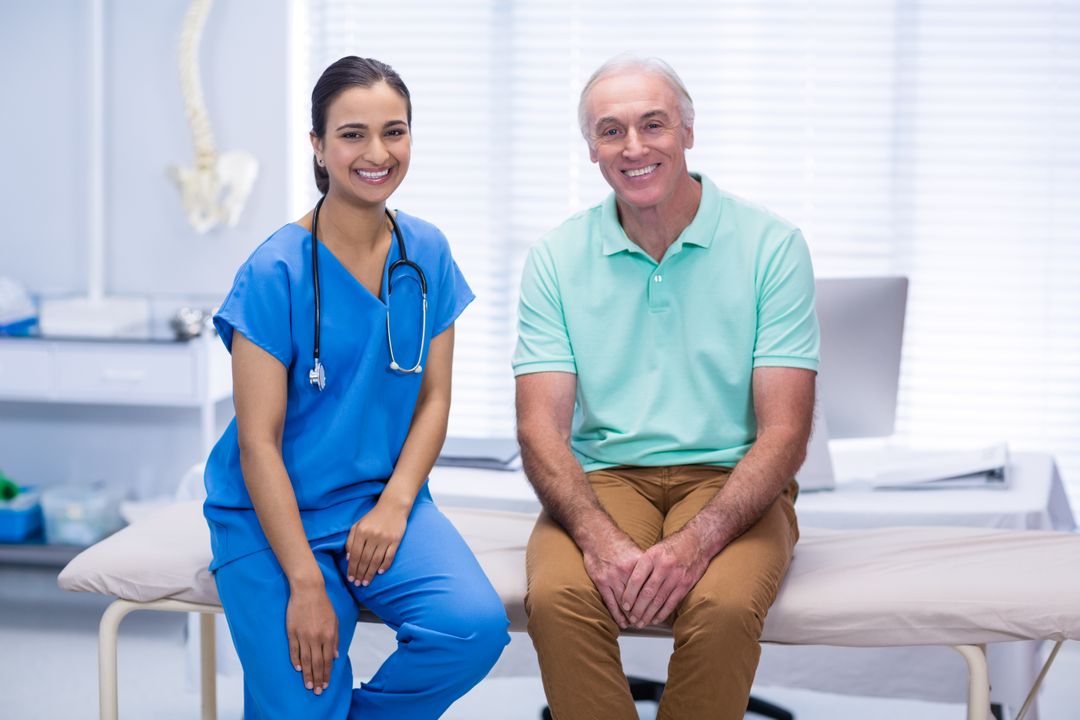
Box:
[0,0,292,498]
[0,0,291,299]
[1,0,93,294]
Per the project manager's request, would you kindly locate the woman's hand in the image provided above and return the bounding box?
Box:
[286,578,339,695]
[346,498,409,587]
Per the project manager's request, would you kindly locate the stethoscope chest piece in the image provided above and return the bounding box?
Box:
[309,358,326,391]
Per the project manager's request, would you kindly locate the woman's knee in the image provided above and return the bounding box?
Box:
[425,590,509,671]
[469,603,511,671]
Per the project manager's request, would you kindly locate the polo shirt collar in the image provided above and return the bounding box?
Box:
[600,173,723,256]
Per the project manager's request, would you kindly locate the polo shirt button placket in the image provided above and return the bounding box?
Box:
[648,267,670,311]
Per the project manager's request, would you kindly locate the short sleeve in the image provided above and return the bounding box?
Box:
[431,234,475,337]
[513,244,577,376]
[753,230,820,371]
[213,251,294,368]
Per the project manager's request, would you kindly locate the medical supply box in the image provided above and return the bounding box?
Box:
[0,488,44,542]
[41,483,122,546]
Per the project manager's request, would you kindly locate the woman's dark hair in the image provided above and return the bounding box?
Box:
[311,56,412,194]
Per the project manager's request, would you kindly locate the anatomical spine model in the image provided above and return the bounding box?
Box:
[169,0,258,234]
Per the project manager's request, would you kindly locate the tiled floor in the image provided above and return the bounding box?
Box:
[2,564,1077,719]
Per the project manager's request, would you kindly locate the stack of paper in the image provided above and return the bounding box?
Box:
[436,437,522,471]
[39,296,149,338]
[871,442,1010,490]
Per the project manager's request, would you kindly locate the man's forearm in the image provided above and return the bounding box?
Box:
[679,427,806,558]
[518,427,619,551]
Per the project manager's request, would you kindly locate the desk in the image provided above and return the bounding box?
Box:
[801,449,1074,532]
[425,450,1075,715]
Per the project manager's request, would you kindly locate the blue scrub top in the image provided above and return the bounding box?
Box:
[204,212,474,570]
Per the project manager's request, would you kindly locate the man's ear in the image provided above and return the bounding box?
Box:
[684,124,694,150]
[589,142,599,163]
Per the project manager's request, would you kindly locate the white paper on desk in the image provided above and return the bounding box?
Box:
[435,437,522,471]
[871,442,1010,490]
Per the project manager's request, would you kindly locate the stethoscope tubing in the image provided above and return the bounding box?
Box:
[309,196,428,391]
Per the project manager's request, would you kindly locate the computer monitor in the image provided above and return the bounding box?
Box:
[796,276,909,490]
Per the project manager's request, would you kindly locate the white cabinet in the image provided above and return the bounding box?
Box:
[0,334,233,562]
[0,344,51,398]
[53,346,197,403]
[0,334,232,457]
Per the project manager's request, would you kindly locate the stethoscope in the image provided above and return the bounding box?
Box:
[308,196,428,391]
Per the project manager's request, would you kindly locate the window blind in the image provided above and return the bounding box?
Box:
[888,1,1080,500]
[306,0,516,437]
[305,0,1080,508]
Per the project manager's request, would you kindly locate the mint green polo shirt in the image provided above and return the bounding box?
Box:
[513,174,819,472]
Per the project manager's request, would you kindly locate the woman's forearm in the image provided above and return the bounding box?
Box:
[239,440,323,589]
[380,393,450,511]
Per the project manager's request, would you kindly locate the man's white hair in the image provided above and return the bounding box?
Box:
[577,54,695,144]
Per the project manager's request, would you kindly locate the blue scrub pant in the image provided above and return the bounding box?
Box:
[214,496,510,719]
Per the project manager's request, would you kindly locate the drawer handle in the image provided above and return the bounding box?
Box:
[101,369,146,384]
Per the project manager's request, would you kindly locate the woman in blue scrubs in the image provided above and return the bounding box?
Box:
[202,57,509,719]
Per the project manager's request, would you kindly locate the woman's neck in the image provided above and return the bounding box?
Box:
[317,192,388,253]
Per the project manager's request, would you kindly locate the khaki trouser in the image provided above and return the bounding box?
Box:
[525,465,799,720]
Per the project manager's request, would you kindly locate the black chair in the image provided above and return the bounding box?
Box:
[541,676,794,719]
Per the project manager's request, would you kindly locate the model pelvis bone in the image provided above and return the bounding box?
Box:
[169,150,258,234]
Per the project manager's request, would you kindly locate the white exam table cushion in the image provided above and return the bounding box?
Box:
[58,501,1080,648]
[58,499,218,606]
[762,526,1080,646]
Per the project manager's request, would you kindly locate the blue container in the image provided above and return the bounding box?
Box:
[0,488,44,542]
[0,316,38,336]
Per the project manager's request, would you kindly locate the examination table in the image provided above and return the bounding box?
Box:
[58,501,1080,720]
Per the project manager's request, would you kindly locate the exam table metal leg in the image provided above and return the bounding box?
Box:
[99,599,139,720]
[199,612,217,720]
[1014,640,1064,720]
[952,644,993,720]
[97,599,223,720]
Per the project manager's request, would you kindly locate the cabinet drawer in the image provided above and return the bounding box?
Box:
[53,346,196,403]
[0,345,52,398]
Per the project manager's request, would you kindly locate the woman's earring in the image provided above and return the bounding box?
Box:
[318,158,325,167]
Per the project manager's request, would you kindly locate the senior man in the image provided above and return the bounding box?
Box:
[513,55,820,720]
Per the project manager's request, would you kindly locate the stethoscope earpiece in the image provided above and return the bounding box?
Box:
[309,197,428,391]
